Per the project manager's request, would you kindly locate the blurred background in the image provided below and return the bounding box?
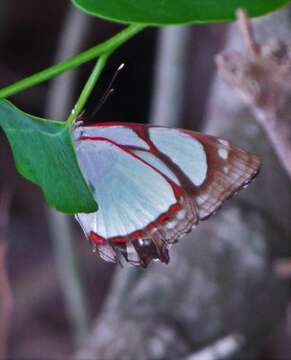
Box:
[0,1,291,359]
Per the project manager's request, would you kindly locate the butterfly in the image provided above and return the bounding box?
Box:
[73,122,261,267]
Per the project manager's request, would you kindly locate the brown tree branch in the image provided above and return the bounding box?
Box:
[216,8,291,180]
[236,9,260,58]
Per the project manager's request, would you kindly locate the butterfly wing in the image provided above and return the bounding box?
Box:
[75,134,197,266]
[75,123,260,266]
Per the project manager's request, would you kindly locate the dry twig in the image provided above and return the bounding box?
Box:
[216,8,291,179]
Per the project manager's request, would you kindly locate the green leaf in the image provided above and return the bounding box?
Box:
[0,100,97,214]
[72,0,290,25]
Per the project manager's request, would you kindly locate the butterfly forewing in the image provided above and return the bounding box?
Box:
[74,123,261,267]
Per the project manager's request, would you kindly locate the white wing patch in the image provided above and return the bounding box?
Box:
[76,139,177,239]
[218,147,229,160]
[149,128,208,186]
[133,150,180,185]
[78,125,149,150]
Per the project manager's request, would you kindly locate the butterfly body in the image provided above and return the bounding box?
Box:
[74,122,260,267]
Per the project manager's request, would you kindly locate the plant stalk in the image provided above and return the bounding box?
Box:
[67,54,108,125]
[0,24,145,99]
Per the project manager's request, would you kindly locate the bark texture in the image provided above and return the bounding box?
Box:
[75,8,291,360]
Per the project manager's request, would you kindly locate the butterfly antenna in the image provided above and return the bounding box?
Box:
[91,63,125,117]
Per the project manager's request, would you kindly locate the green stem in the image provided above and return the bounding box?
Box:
[67,54,108,125]
[0,24,145,99]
